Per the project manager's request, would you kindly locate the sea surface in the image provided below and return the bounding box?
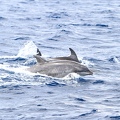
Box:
[0,0,120,120]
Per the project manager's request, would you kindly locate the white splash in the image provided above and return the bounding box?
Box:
[113,56,120,64]
[0,41,38,59]
[81,59,94,66]
[17,41,38,58]
[0,63,27,73]
[63,73,80,80]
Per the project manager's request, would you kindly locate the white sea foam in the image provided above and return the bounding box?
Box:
[0,41,38,59]
[113,56,120,64]
[17,41,38,58]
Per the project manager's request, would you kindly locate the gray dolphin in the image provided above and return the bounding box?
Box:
[36,48,81,63]
[27,56,93,78]
[52,48,81,63]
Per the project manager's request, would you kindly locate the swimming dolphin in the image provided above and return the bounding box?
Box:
[52,48,81,62]
[36,48,81,63]
[27,55,93,78]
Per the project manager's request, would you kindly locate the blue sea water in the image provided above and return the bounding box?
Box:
[0,0,120,119]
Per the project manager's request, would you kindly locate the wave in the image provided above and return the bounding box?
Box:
[0,16,7,20]
[108,56,120,64]
[0,61,93,86]
[47,12,69,19]
[0,41,37,59]
[71,109,97,119]
[69,23,109,28]
[17,41,38,58]
[105,115,120,120]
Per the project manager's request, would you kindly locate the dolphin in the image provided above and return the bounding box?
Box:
[36,48,81,63]
[51,48,81,63]
[27,55,93,78]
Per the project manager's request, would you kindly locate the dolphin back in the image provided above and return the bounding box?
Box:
[54,48,80,62]
[33,55,47,63]
[28,60,93,78]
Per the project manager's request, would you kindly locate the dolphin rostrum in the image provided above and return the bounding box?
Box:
[27,50,93,78]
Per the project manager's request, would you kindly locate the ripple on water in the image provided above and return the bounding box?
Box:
[77,77,91,84]
[108,56,120,64]
[74,97,86,102]
[14,37,30,41]
[71,109,97,119]
[93,80,105,84]
[0,0,120,119]
[105,115,120,120]
[47,12,69,19]
[46,81,66,87]
[0,16,7,20]
[95,24,109,28]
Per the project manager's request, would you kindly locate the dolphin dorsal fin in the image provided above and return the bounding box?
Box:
[69,48,79,62]
[33,55,47,63]
[37,48,42,56]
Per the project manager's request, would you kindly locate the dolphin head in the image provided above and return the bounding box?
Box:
[74,64,93,76]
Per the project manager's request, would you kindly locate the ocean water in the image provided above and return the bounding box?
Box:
[0,0,120,119]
